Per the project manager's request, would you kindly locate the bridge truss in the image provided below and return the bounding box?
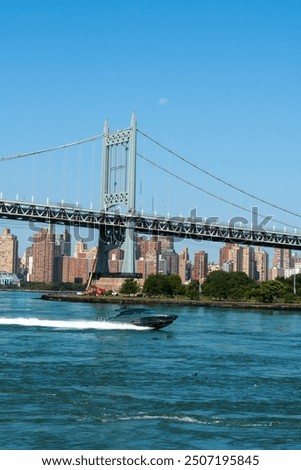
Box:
[1,199,301,251]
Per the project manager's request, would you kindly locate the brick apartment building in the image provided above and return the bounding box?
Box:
[0,228,19,274]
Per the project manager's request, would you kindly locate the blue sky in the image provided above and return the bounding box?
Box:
[1,0,301,261]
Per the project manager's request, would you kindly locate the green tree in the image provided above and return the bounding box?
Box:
[143,274,173,297]
[281,273,301,297]
[253,280,289,303]
[227,272,255,300]
[167,274,185,296]
[119,279,140,295]
[201,270,255,300]
[185,280,200,300]
[201,270,230,299]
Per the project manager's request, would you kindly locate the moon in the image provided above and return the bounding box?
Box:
[159,97,168,106]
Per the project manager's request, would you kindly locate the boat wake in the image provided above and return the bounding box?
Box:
[0,317,150,331]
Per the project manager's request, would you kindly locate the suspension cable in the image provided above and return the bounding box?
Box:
[2,127,300,227]
[0,134,104,162]
[138,129,301,220]
[137,151,301,231]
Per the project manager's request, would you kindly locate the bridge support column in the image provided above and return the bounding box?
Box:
[122,221,136,273]
[93,113,137,280]
[94,226,112,275]
[122,113,137,274]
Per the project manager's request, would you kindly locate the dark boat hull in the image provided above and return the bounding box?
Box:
[108,307,177,330]
[129,315,178,330]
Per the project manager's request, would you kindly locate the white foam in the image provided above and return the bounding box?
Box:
[118,415,201,424]
[0,317,149,331]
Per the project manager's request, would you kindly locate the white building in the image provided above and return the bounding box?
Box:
[284,268,301,279]
[0,272,20,287]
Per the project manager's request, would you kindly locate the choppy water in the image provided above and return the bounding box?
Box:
[0,291,301,450]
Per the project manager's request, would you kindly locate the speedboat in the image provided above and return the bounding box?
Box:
[108,307,177,330]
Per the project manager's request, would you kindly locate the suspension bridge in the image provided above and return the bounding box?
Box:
[1,113,301,277]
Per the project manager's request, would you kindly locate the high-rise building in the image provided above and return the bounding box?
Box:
[136,236,178,280]
[219,243,268,280]
[109,248,124,273]
[272,248,282,270]
[272,248,292,270]
[60,240,98,283]
[160,249,179,275]
[0,228,18,274]
[31,227,55,283]
[220,243,242,272]
[56,230,71,257]
[74,240,98,261]
[159,236,174,253]
[222,261,233,272]
[271,248,292,279]
[61,256,90,284]
[178,247,190,283]
[25,247,33,282]
[241,246,256,278]
[137,236,160,278]
[192,251,208,283]
[74,240,87,259]
[254,247,269,281]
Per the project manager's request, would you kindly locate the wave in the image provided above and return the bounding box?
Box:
[100,414,202,424]
[119,415,201,424]
[100,414,278,428]
[0,317,149,331]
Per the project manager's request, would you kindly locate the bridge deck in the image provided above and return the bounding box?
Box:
[0,199,301,250]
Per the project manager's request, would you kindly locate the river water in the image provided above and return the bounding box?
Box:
[0,291,300,450]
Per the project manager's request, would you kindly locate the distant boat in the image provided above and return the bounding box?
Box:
[108,306,177,330]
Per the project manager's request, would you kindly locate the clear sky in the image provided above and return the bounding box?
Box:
[1,0,301,261]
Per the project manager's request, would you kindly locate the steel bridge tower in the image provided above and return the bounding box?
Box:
[94,113,137,276]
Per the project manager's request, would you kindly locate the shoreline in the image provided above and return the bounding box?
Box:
[40,293,301,311]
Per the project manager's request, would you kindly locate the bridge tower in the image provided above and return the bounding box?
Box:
[94,113,137,277]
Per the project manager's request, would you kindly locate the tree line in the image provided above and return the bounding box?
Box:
[120,271,301,303]
[16,271,301,303]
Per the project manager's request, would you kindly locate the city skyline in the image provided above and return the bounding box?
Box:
[3,224,301,288]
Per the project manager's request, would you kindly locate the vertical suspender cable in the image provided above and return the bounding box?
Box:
[90,141,96,208]
[76,145,81,206]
